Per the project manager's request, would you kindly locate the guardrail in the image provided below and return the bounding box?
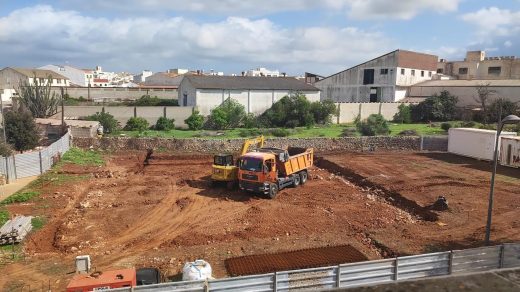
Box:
[108,243,520,291]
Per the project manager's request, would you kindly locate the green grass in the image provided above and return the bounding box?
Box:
[388,123,448,136]
[61,147,104,166]
[1,191,40,205]
[0,209,9,227]
[31,216,45,230]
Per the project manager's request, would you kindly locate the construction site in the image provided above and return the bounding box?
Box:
[1,140,520,290]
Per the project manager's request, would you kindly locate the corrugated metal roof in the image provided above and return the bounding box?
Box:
[10,67,69,80]
[413,79,520,87]
[184,75,319,91]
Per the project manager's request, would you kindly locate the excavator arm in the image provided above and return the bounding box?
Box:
[240,136,265,156]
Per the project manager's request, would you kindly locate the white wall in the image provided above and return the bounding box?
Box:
[395,67,434,86]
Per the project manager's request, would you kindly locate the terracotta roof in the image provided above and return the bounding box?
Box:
[183,75,319,91]
[94,78,109,83]
[9,67,69,80]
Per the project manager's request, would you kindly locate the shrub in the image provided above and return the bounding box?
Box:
[441,122,452,131]
[130,95,178,106]
[0,142,13,156]
[124,117,149,131]
[398,129,419,136]
[184,110,204,130]
[310,99,338,124]
[205,98,247,130]
[238,128,263,137]
[260,93,314,128]
[341,127,358,137]
[85,112,120,133]
[410,90,458,122]
[242,113,258,129]
[461,121,476,128]
[393,104,412,123]
[270,128,291,137]
[155,117,175,131]
[5,108,39,152]
[488,98,518,123]
[356,114,390,136]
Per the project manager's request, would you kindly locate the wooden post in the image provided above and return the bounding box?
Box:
[134,107,137,118]
[39,151,43,174]
[163,107,166,118]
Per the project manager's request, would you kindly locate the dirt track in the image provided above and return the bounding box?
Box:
[1,151,520,290]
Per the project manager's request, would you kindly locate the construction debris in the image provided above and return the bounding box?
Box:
[0,216,34,245]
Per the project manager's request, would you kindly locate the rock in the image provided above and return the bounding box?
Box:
[70,247,78,252]
[79,201,91,209]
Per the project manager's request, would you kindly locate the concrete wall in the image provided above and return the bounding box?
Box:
[57,106,194,128]
[395,67,435,86]
[438,59,520,80]
[54,87,178,100]
[336,103,409,123]
[409,85,520,107]
[73,136,423,153]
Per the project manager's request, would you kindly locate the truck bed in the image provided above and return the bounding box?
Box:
[282,148,313,176]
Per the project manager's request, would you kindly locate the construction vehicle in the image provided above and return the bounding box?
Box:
[238,147,313,198]
[211,136,264,189]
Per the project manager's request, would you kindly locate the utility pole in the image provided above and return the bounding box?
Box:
[61,87,65,133]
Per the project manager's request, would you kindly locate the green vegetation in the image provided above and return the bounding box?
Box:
[411,90,458,122]
[0,142,13,157]
[5,108,40,152]
[86,111,120,134]
[393,104,412,124]
[124,117,149,132]
[61,147,104,166]
[127,95,178,106]
[1,191,40,205]
[205,98,247,130]
[0,209,9,227]
[154,116,175,131]
[356,114,390,136]
[17,74,60,118]
[31,217,45,230]
[184,110,204,130]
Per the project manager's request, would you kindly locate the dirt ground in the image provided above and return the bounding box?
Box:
[1,151,519,291]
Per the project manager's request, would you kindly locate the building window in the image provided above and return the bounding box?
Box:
[57,79,62,84]
[363,69,375,85]
[411,70,415,76]
[458,67,468,74]
[437,68,443,74]
[380,68,388,75]
[421,71,424,77]
[401,68,405,75]
[39,78,44,83]
[429,72,432,77]
[488,66,501,75]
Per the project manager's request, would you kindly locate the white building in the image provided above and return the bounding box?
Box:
[92,78,109,87]
[133,70,153,83]
[0,67,70,88]
[39,65,90,87]
[315,49,438,102]
[244,67,281,77]
[178,75,320,115]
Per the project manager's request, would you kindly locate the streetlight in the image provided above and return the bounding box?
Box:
[485,114,520,245]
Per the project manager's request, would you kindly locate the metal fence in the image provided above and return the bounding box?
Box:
[0,133,70,184]
[107,243,520,291]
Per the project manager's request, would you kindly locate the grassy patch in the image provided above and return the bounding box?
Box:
[1,191,40,205]
[31,216,45,230]
[0,209,9,227]
[388,123,448,136]
[61,147,104,166]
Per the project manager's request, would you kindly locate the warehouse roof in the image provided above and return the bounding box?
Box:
[413,79,520,87]
[9,67,69,80]
[183,75,319,91]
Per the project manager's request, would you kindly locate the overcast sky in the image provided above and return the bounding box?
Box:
[0,0,519,76]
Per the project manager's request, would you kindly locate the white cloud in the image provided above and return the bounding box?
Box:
[0,5,394,74]
[62,0,461,20]
[461,7,520,52]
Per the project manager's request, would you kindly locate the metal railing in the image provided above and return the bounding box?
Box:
[107,243,520,291]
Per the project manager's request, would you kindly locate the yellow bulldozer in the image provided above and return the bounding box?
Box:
[211,136,265,189]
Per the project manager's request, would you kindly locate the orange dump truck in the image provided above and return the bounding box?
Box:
[238,147,313,198]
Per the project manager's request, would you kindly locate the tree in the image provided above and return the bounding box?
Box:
[124,117,149,131]
[205,98,247,130]
[184,110,204,130]
[85,112,120,133]
[310,99,338,124]
[0,142,13,157]
[17,74,60,118]
[356,114,390,136]
[393,104,412,123]
[488,98,518,123]
[410,90,458,122]
[155,116,175,131]
[474,83,496,125]
[260,93,314,128]
[4,108,39,152]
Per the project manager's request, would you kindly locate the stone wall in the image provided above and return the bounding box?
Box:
[73,136,423,153]
[420,136,449,152]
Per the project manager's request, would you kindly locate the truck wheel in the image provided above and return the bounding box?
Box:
[226,181,235,190]
[299,171,308,185]
[268,184,278,199]
[293,174,301,187]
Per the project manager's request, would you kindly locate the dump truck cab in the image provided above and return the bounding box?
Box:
[238,147,313,199]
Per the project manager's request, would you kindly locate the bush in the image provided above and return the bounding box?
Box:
[441,122,452,131]
[124,117,149,131]
[410,90,458,122]
[398,129,419,136]
[341,127,358,137]
[393,104,412,123]
[310,99,338,124]
[85,111,120,134]
[0,142,13,156]
[184,110,204,130]
[238,128,263,137]
[5,108,39,152]
[270,128,291,137]
[259,93,314,128]
[461,121,476,128]
[488,98,518,123]
[205,98,247,130]
[130,95,178,106]
[155,117,175,131]
[356,114,390,136]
